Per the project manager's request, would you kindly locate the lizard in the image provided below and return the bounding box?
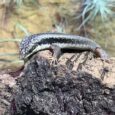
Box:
[19,32,108,62]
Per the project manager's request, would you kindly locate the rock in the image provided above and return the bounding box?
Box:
[9,52,115,115]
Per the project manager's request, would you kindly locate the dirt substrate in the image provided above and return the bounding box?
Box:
[0,51,115,115]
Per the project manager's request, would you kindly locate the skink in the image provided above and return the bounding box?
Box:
[19,32,108,61]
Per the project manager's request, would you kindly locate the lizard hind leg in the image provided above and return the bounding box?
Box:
[50,44,62,65]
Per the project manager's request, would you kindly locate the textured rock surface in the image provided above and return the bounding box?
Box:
[9,52,115,115]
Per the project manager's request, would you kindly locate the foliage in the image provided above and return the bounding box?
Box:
[0,0,39,7]
[15,23,30,36]
[0,0,34,61]
[14,0,40,7]
[0,23,30,60]
[76,0,115,28]
[14,0,23,6]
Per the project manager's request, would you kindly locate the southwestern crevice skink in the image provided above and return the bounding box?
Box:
[19,32,108,61]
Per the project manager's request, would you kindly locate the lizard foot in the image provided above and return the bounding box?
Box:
[66,54,76,70]
[95,48,109,63]
[49,57,58,66]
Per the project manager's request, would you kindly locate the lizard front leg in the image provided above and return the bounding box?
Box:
[50,44,62,65]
